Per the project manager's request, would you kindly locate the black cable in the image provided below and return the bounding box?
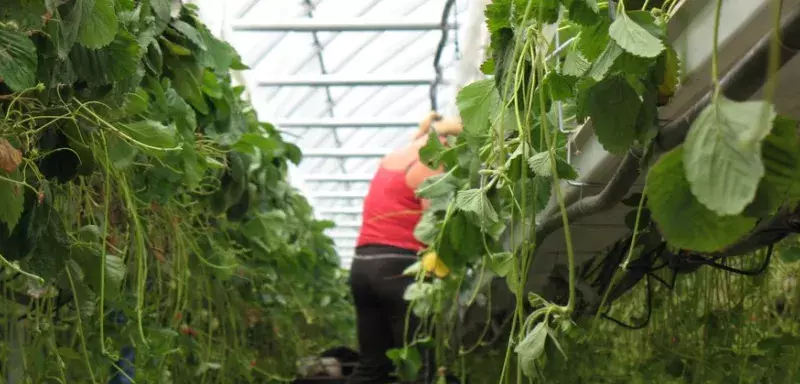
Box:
[430,0,457,112]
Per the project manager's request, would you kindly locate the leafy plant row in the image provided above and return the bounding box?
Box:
[0,0,353,382]
[399,0,800,381]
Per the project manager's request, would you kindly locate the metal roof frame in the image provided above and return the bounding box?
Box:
[232,19,459,32]
[205,0,491,267]
[256,74,449,87]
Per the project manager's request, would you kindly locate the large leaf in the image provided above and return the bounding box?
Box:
[414,211,440,245]
[455,188,499,225]
[0,169,25,232]
[683,97,776,216]
[0,26,37,91]
[585,76,642,154]
[562,49,590,77]
[647,147,756,252]
[77,0,118,49]
[419,131,455,169]
[0,0,49,31]
[232,133,283,156]
[577,18,611,61]
[489,252,515,277]
[746,115,800,216]
[118,120,178,149]
[457,79,500,147]
[543,71,574,102]
[516,322,548,378]
[170,63,208,114]
[70,30,142,85]
[72,244,127,302]
[565,0,600,26]
[527,152,578,180]
[416,173,459,199]
[170,20,207,50]
[586,41,622,81]
[608,11,664,58]
[515,177,551,215]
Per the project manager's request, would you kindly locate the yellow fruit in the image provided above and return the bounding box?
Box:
[421,251,450,278]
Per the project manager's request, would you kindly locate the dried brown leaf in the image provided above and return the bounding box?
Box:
[0,139,22,174]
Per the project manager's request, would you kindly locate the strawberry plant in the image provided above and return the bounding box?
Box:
[400,0,800,382]
[0,1,353,382]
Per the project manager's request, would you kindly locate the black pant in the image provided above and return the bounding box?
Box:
[347,254,433,384]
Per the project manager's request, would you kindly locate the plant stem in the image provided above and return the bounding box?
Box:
[711,0,724,100]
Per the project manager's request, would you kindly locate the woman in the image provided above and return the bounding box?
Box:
[347,112,462,383]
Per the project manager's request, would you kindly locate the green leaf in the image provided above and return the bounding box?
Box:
[455,188,499,224]
[515,177,551,215]
[416,173,458,199]
[527,152,578,180]
[70,30,142,85]
[125,87,150,114]
[490,252,514,277]
[546,327,567,359]
[165,87,197,136]
[587,41,622,81]
[418,131,450,169]
[646,147,756,252]
[445,212,483,263]
[543,72,574,102]
[106,135,138,170]
[77,0,118,49]
[562,49,590,77]
[160,37,192,55]
[485,0,512,34]
[457,79,500,147]
[0,0,49,31]
[73,246,127,302]
[118,120,178,149]
[150,0,172,23]
[516,322,548,377]
[285,143,302,165]
[627,11,667,40]
[577,19,611,61]
[170,64,208,114]
[781,246,800,263]
[386,346,422,381]
[201,69,223,98]
[0,26,37,91]
[746,116,800,216]
[566,0,600,26]
[170,20,207,50]
[232,133,282,156]
[102,254,126,296]
[608,11,665,58]
[0,169,24,232]
[683,97,776,216]
[414,211,439,245]
[585,76,642,154]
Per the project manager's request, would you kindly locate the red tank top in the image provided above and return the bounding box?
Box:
[356,161,425,253]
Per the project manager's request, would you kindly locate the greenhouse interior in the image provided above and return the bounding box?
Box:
[2,0,800,382]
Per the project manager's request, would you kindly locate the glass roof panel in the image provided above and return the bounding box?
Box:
[194,0,490,266]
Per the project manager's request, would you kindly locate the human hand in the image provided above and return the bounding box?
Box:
[432,117,462,136]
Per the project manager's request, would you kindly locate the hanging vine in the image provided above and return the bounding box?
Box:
[401,0,800,382]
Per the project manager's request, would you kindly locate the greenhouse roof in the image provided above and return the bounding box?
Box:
[193,0,489,267]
